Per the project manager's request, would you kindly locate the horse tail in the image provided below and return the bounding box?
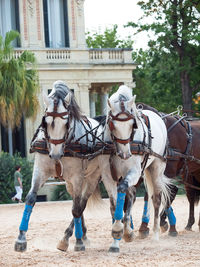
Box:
[144,169,173,209]
[86,182,103,210]
[160,176,175,208]
[185,174,200,206]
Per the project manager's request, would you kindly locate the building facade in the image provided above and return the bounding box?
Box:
[0,0,136,158]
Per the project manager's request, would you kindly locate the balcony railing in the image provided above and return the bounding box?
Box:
[13,48,134,66]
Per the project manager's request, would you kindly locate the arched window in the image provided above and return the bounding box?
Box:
[43,0,69,48]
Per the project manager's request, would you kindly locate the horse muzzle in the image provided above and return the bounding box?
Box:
[117,151,132,160]
[49,152,63,160]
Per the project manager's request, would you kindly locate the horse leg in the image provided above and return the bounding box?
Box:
[145,163,165,241]
[160,211,168,233]
[99,157,121,253]
[123,185,136,242]
[185,197,195,231]
[14,191,37,252]
[111,179,127,241]
[139,191,150,239]
[57,219,74,251]
[81,215,90,246]
[14,155,51,252]
[57,182,74,251]
[72,196,87,252]
[164,184,178,236]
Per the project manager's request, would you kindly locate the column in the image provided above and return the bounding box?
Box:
[78,83,91,116]
[89,90,97,118]
[75,0,86,48]
[19,0,45,48]
[100,87,110,115]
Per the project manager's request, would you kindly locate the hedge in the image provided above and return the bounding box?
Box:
[0,152,33,204]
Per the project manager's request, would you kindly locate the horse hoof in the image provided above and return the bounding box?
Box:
[138,229,149,239]
[74,245,85,251]
[57,238,69,251]
[168,231,178,237]
[14,241,27,252]
[185,226,192,231]
[108,246,120,253]
[160,222,169,233]
[123,231,135,242]
[74,239,85,252]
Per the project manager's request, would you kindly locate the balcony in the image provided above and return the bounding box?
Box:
[13,48,134,67]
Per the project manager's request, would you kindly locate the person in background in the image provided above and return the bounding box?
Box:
[12,165,23,203]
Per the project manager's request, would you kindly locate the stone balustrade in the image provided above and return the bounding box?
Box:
[12,48,133,65]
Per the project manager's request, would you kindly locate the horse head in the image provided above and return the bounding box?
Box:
[107,85,138,160]
[42,80,72,160]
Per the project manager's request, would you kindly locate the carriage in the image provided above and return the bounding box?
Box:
[14,81,200,253]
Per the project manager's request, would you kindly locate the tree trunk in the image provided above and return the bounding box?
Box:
[180,70,192,116]
[8,125,13,156]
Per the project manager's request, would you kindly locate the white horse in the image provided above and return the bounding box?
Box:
[104,85,172,241]
[14,80,121,253]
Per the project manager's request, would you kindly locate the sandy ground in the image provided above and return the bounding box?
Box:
[0,196,200,267]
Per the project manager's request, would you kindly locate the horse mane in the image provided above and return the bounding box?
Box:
[50,80,82,121]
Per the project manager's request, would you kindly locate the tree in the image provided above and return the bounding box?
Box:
[86,24,133,49]
[127,0,200,113]
[132,48,182,112]
[0,31,39,155]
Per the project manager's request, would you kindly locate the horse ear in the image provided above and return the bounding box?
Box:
[131,95,138,114]
[64,93,71,106]
[42,90,50,107]
[127,96,135,109]
[108,99,112,108]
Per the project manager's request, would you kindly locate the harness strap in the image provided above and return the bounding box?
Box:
[167,115,187,133]
[49,138,65,145]
[55,160,64,180]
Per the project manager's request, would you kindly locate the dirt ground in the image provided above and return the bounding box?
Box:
[0,195,200,267]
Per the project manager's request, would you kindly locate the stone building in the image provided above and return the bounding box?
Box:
[0,0,136,158]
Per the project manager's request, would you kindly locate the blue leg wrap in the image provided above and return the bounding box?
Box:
[19,204,33,231]
[114,192,126,220]
[130,215,134,229]
[142,201,150,224]
[74,217,83,239]
[165,206,176,225]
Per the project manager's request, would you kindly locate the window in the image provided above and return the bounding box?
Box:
[0,0,20,47]
[43,0,69,48]
[1,118,26,157]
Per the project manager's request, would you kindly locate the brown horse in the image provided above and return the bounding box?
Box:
[138,104,200,236]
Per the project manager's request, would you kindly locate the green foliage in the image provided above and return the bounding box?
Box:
[86,24,133,49]
[126,0,200,111]
[0,30,39,129]
[132,48,182,112]
[0,152,33,204]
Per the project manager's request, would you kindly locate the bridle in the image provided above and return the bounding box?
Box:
[107,101,138,145]
[44,98,70,146]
